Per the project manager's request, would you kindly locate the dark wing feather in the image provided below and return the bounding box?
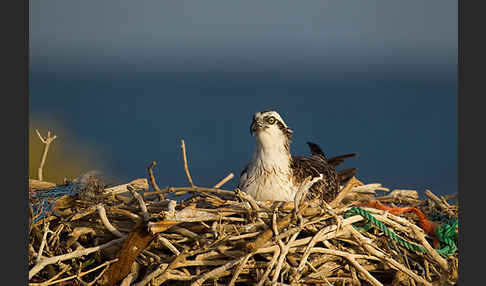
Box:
[291,156,339,202]
[307,141,357,183]
[307,141,356,168]
[336,168,357,183]
[327,153,357,168]
[292,142,357,202]
[237,163,249,189]
[306,142,328,160]
[239,164,249,178]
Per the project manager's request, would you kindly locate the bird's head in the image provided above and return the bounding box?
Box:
[250,110,293,150]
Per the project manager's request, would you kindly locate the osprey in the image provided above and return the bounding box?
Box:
[238,110,356,202]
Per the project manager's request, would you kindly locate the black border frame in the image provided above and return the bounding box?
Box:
[9,0,479,284]
[459,0,484,284]
[3,0,29,283]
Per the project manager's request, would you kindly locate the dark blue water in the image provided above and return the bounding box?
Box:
[30,70,457,197]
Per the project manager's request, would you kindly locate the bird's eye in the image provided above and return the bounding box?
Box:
[267,116,276,124]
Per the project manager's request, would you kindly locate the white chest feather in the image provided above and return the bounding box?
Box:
[239,143,297,201]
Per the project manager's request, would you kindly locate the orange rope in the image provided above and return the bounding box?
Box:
[359,201,440,247]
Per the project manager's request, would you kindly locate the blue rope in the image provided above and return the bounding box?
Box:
[31,183,80,199]
[30,182,83,226]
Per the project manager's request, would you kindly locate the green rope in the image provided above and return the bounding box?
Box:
[434,220,458,257]
[343,209,374,232]
[346,207,427,254]
[346,207,458,257]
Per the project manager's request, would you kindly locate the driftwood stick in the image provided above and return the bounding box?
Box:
[246,201,310,253]
[271,211,297,285]
[47,224,64,249]
[228,253,252,286]
[256,248,280,286]
[148,220,180,235]
[306,248,380,262]
[410,224,449,271]
[294,176,312,213]
[246,212,292,252]
[70,206,97,221]
[78,260,115,284]
[228,232,260,241]
[246,177,325,253]
[191,256,245,286]
[323,200,343,234]
[157,235,181,255]
[36,221,50,264]
[213,173,234,189]
[386,189,418,199]
[132,264,169,286]
[147,161,162,192]
[143,186,235,197]
[167,200,177,215]
[29,238,125,279]
[350,265,361,286]
[424,189,455,217]
[348,226,433,286]
[253,215,364,255]
[154,273,196,285]
[291,210,353,282]
[109,207,143,223]
[101,225,154,286]
[235,188,261,211]
[29,179,56,190]
[128,185,150,221]
[103,178,149,195]
[307,248,383,286]
[30,263,71,286]
[330,177,364,208]
[65,227,96,249]
[97,204,126,238]
[150,250,202,286]
[348,183,390,194]
[85,261,114,286]
[35,129,57,181]
[120,262,140,286]
[180,139,195,187]
[272,231,300,285]
[294,220,333,280]
[442,193,458,202]
[294,175,323,219]
[31,260,117,286]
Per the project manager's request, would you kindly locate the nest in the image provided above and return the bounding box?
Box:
[29,138,458,286]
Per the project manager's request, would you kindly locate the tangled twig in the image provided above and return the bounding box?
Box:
[35,129,57,181]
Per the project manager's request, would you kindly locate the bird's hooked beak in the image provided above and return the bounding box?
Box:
[250,118,264,135]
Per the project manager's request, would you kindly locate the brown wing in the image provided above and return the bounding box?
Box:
[328,154,357,169]
[335,168,357,183]
[307,141,356,168]
[292,142,357,202]
[307,141,357,184]
[291,155,339,202]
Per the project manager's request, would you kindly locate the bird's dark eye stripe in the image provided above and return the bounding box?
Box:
[266,116,276,124]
